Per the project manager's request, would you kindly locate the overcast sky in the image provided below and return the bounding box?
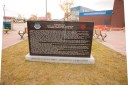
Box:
[2,0,114,19]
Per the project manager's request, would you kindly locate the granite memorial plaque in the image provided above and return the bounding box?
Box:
[26,21,94,64]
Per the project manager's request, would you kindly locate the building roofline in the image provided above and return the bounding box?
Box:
[71,6,95,11]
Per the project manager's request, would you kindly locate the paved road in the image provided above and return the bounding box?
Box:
[2,23,28,49]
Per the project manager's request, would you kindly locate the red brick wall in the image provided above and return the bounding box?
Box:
[111,0,125,28]
[79,16,111,25]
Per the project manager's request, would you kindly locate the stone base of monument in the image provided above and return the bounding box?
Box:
[25,53,94,64]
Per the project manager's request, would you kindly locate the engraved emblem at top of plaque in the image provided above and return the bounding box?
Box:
[81,24,86,30]
[34,22,41,29]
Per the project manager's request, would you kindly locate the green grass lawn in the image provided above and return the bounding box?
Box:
[1,40,127,85]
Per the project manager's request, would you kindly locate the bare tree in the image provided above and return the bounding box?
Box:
[46,12,52,20]
[59,0,74,21]
[29,15,37,20]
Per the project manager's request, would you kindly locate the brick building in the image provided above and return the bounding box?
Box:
[71,0,125,30]
[111,0,125,30]
[71,6,94,21]
[3,16,15,22]
[79,10,112,26]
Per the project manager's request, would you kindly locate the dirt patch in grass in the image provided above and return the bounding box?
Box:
[1,40,127,85]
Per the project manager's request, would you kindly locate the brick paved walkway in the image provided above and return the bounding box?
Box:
[2,31,28,49]
[2,23,28,49]
[94,30,126,55]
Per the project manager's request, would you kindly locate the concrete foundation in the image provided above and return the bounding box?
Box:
[25,53,95,64]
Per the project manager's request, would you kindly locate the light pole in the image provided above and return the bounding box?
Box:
[46,0,47,20]
[3,5,6,29]
[3,5,5,21]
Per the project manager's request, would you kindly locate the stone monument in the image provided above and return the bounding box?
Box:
[25,21,95,64]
